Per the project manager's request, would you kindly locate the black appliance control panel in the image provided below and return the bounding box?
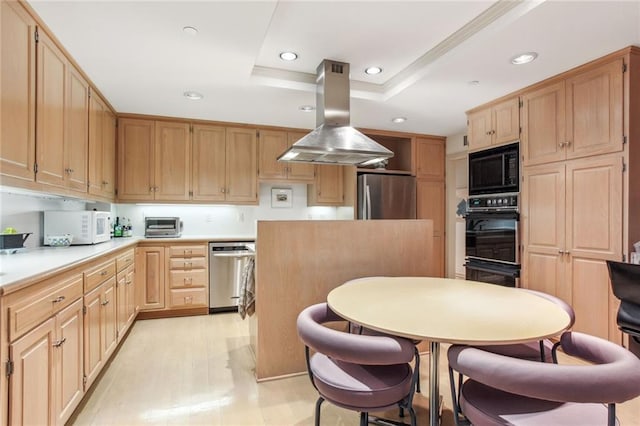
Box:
[468,193,518,211]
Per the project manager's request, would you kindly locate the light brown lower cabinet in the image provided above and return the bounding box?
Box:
[136,246,166,310]
[116,264,136,339]
[9,297,84,426]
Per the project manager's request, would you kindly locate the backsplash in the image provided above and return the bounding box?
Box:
[0,184,353,247]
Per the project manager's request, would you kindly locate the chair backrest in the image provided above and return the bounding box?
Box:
[522,288,576,329]
[297,303,415,365]
[448,331,640,404]
[607,260,640,305]
[607,260,640,335]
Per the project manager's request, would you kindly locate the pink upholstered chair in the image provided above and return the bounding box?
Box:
[297,302,419,426]
[447,331,640,426]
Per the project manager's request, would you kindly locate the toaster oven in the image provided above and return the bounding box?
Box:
[144,217,182,238]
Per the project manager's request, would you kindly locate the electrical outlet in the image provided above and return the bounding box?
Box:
[238,212,245,222]
[205,214,213,223]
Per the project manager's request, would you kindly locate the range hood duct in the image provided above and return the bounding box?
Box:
[277,60,393,166]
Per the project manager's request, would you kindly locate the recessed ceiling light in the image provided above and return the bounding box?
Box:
[182,26,198,36]
[299,105,315,112]
[279,51,298,61]
[365,66,383,75]
[469,80,480,86]
[511,52,538,65]
[183,91,203,100]
[392,117,407,124]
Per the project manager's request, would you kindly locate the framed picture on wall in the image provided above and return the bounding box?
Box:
[271,188,293,208]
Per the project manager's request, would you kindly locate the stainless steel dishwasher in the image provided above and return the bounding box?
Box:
[209,242,255,313]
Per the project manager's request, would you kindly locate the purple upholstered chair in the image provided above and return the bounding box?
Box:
[447,331,640,426]
[297,302,419,426]
[474,289,576,362]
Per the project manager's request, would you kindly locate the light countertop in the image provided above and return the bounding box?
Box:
[0,235,255,294]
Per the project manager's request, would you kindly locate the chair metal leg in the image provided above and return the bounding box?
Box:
[448,366,461,426]
[414,347,421,393]
[314,397,324,426]
[399,406,404,418]
[539,340,546,362]
[408,406,417,426]
[608,403,616,426]
[360,411,369,426]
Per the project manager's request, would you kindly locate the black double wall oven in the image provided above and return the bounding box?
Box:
[465,142,520,287]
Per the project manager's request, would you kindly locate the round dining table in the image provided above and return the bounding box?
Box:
[327,277,572,426]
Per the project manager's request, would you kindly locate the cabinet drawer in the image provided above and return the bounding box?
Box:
[84,259,116,292]
[116,249,135,272]
[9,274,83,341]
[168,257,207,270]
[168,269,208,288]
[168,245,207,258]
[168,288,207,308]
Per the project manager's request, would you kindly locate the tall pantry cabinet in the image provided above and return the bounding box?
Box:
[520,49,629,342]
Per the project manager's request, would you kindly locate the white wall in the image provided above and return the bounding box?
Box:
[0,184,354,247]
[0,187,86,248]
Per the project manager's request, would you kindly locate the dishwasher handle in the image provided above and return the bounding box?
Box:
[211,251,255,258]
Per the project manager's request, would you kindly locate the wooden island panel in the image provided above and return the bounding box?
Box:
[254,219,434,380]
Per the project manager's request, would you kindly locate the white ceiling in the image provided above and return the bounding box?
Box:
[28,0,640,138]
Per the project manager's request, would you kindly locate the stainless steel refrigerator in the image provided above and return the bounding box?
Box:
[357,174,416,219]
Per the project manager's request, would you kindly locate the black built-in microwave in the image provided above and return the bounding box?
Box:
[468,142,519,196]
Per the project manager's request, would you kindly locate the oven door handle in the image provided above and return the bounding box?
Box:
[465,211,519,221]
[465,261,520,278]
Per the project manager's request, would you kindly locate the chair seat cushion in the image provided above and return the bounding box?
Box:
[475,340,554,361]
[460,379,611,426]
[310,353,412,410]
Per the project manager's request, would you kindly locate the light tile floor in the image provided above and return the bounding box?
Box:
[69,313,640,425]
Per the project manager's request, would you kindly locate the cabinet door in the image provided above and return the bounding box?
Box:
[117,118,154,201]
[521,163,566,299]
[154,121,190,201]
[258,129,287,180]
[286,132,315,182]
[83,285,103,390]
[566,155,623,340]
[225,127,258,203]
[36,30,67,188]
[467,108,492,151]
[415,137,445,179]
[55,299,84,426]
[10,318,55,426]
[566,59,623,160]
[192,124,226,201]
[0,1,36,182]
[137,246,165,311]
[102,278,117,359]
[492,97,520,146]
[309,165,344,205]
[102,110,116,198]
[88,94,105,196]
[65,66,89,192]
[416,179,445,277]
[521,81,566,166]
[125,265,137,326]
[116,271,127,338]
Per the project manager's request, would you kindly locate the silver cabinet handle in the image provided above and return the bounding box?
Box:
[53,337,66,348]
[101,299,110,306]
[52,296,66,303]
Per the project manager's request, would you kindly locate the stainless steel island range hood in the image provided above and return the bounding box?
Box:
[277,60,393,166]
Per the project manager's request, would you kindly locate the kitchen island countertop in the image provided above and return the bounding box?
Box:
[0,235,255,294]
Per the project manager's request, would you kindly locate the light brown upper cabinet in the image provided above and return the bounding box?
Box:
[88,94,116,200]
[565,59,624,160]
[225,127,258,203]
[35,29,89,193]
[467,97,520,151]
[414,137,445,180]
[191,124,226,202]
[118,119,190,201]
[153,121,190,201]
[522,59,624,166]
[308,165,344,206]
[521,81,567,166]
[258,130,315,182]
[117,118,155,201]
[0,1,36,183]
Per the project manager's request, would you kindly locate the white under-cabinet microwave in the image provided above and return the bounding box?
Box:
[44,211,111,245]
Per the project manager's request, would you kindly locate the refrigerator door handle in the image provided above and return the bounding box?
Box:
[365,184,372,220]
